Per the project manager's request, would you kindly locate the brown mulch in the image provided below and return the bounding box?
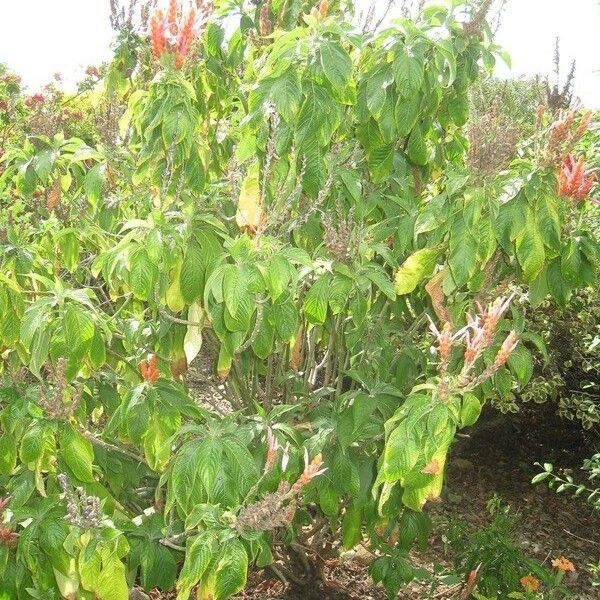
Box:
[144,388,599,599]
[229,405,599,600]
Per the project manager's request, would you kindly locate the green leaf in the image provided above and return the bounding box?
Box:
[398,510,431,551]
[507,344,533,387]
[341,505,362,550]
[318,40,352,90]
[89,328,106,369]
[303,274,330,324]
[296,83,333,149]
[394,248,438,295]
[449,218,478,288]
[547,258,571,307]
[222,265,249,320]
[33,149,58,182]
[176,534,214,600]
[60,424,95,483]
[516,217,545,283]
[29,327,51,378]
[531,472,551,484]
[84,163,106,203]
[366,66,393,118]
[63,303,95,362]
[395,94,421,137]
[406,125,428,166]
[460,393,482,427]
[180,241,205,304]
[20,423,45,464]
[270,67,302,123]
[130,247,158,301]
[266,255,291,302]
[20,298,53,349]
[561,238,583,286]
[139,542,177,590]
[184,302,205,366]
[272,300,298,341]
[368,142,395,183]
[393,49,424,98]
[0,435,17,475]
[214,539,248,600]
[97,556,128,600]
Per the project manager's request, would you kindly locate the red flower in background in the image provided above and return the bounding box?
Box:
[140,353,159,382]
[558,154,596,201]
[148,0,212,69]
[0,497,18,546]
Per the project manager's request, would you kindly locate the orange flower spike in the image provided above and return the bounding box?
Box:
[140,360,149,380]
[259,3,272,36]
[176,7,197,68]
[552,556,575,572]
[168,0,179,36]
[574,110,592,139]
[558,154,597,201]
[494,331,518,368]
[150,10,167,58]
[520,575,540,592]
[140,354,159,382]
[318,0,329,19]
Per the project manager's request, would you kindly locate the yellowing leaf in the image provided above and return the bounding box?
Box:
[236,162,263,234]
[167,259,186,313]
[184,302,205,366]
[394,248,439,295]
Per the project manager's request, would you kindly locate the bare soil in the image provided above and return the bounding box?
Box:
[230,405,599,600]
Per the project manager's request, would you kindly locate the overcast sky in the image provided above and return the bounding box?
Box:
[0,1,599,106]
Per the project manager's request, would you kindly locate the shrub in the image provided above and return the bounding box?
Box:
[0,1,598,598]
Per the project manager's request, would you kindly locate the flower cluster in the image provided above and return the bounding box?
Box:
[0,497,19,546]
[520,575,540,592]
[429,295,518,399]
[39,359,82,420]
[236,449,326,533]
[265,427,289,472]
[558,154,596,202]
[140,353,160,382]
[58,474,101,530]
[552,556,575,572]
[85,65,100,78]
[310,0,329,20]
[149,0,213,69]
[543,109,592,167]
[23,93,46,108]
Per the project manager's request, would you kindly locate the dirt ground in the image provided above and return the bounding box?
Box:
[151,359,599,599]
[229,405,599,600]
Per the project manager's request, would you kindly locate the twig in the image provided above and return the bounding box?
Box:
[563,528,599,546]
[79,426,147,464]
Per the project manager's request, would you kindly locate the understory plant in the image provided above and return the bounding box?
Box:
[445,496,572,599]
[0,1,598,598]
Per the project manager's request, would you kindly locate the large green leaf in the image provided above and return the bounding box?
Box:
[318,40,352,90]
[176,534,215,600]
[270,67,302,123]
[303,274,330,324]
[393,49,424,98]
[516,221,545,283]
[60,424,95,483]
[129,247,158,301]
[214,539,248,600]
[180,241,205,304]
[96,556,128,600]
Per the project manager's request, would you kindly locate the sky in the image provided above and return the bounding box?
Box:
[0,0,599,106]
